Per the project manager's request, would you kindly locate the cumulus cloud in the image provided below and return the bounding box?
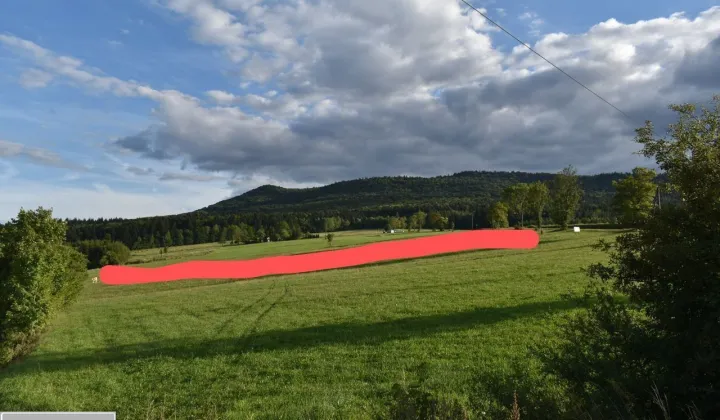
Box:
[161,0,250,61]
[206,89,237,104]
[3,4,720,189]
[674,35,720,89]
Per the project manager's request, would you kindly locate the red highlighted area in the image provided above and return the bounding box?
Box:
[99,229,540,285]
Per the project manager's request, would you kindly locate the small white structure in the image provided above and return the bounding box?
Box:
[266,236,271,242]
[573,226,581,233]
[91,276,98,283]
[390,229,395,234]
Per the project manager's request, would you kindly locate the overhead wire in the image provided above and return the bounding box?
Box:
[459,0,635,122]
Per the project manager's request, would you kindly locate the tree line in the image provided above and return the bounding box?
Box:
[56,171,632,256]
[61,187,623,252]
[488,165,666,231]
[2,167,667,271]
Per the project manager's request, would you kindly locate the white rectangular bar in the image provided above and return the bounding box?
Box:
[1,413,115,420]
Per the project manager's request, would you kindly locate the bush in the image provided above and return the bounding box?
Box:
[540,95,720,419]
[100,240,131,266]
[469,359,572,420]
[0,207,88,367]
[52,244,89,308]
[75,239,131,269]
[385,382,470,420]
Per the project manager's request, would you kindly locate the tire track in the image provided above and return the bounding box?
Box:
[213,279,278,336]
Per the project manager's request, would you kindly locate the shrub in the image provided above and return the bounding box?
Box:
[99,240,131,266]
[540,95,720,419]
[0,207,88,366]
[469,359,571,420]
[75,239,131,269]
[51,244,88,308]
[385,382,470,420]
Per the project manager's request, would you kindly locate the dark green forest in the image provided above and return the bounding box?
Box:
[60,170,651,251]
[204,170,627,214]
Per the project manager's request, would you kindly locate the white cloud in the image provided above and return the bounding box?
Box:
[0,180,232,220]
[0,34,193,103]
[161,0,249,61]
[206,89,237,104]
[19,68,54,88]
[0,171,319,220]
[1,4,720,219]
[115,4,720,182]
[519,11,544,37]
[0,139,88,171]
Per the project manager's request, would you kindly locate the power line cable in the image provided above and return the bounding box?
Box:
[459,0,634,121]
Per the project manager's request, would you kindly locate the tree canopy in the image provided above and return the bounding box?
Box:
[542,95,720,419]
[611,167,657,225]
[549,166,584,229]
[503,183,530,227]
[0,208,87,366]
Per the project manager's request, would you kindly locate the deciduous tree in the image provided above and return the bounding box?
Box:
[427,212,448,231]
[488,202,509,228]
[503,183,530,227]
[541,95,720,419]
[409,211,427,232]
[549,166,583,229]
[527,181,550,231]
[611,167,657,225]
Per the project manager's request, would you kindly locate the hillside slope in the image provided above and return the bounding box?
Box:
[63,170,661,249]
[203,171,627,214]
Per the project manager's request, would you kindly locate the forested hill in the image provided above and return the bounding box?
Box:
[204,171,627,215]
[60,170,636,250]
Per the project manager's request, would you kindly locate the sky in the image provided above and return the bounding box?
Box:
[1,0,719,221]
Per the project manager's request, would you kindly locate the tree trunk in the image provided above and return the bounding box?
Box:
[537,210,542,231]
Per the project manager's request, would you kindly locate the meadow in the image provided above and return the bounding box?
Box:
[0,229,620,419]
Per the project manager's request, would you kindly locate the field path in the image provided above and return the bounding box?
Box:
[99,229,539,285]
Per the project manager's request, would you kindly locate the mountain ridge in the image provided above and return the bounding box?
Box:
[204,170,630,215]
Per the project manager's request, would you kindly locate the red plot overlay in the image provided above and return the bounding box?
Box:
[99,229,540,285]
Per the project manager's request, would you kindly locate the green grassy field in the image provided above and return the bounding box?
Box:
[0,229,620,419]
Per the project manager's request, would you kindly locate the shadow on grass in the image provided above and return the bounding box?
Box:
[2,299,583,378]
